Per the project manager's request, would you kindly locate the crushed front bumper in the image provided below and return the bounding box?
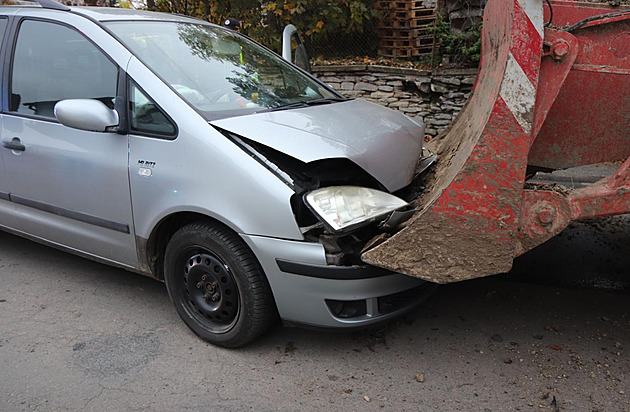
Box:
[241,234,430,328]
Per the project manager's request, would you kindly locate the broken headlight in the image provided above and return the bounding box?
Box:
[304,186,408,233]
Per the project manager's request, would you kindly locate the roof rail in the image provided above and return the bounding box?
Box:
[24,0,71,11]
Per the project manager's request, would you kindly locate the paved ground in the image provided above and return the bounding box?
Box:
[0,217,628,411]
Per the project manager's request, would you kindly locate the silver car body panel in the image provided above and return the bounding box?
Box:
[125,57,305,242]
[1,10,138,266]
[242,234,426,327]
[0,6,429,330]
[212,99,425,192]
[1,116,139,265]
[74,6,203,23]
[0,116,18,230]
[54,99,120,132]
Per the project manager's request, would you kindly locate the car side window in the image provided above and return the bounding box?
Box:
[129,81,176,137]
[10,19,117,118]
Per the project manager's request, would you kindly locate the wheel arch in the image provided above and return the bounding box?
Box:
[143,211,235,280]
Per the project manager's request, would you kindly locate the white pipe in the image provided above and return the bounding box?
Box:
[282,24,298,61]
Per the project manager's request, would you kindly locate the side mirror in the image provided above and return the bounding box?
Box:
[281,24,311,73]
[54,99,119,132]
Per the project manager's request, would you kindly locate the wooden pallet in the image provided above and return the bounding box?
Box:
[378,46,433,58]
[380,6,434,19]
[414,35,435,47]
[378,28,429,39]
[376,0,431,11]
[379,16,435,29]
[374,0,437,59]
[375,0,415,10]
[412,0,432,8]
[411,8,434,19]
[380,35,434,47]
[380,38,414,48]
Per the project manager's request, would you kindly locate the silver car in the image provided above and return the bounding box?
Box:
[0,1,433,347]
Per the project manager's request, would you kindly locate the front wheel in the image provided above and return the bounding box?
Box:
[164,221,277,348]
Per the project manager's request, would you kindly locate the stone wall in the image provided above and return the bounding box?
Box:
[312,65,477,137]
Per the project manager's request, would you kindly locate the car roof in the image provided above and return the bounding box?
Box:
[72,7,202,23]
[0,4,205,24]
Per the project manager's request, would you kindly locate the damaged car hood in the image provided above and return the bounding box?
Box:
[210,99,425,192]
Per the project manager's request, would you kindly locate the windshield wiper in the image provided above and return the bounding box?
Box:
[260,97,349,113]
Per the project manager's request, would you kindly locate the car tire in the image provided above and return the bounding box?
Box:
[164,220,277,348]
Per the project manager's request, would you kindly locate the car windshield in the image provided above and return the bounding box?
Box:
[105,21,340,120]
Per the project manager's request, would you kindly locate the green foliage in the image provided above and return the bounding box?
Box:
[431,14,481,66]
[414,53,436,68]
[152,0,379,57]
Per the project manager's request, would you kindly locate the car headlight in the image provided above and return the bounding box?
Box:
[303,186,409,233]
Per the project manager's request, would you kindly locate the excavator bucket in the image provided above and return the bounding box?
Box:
[362,0,630,283]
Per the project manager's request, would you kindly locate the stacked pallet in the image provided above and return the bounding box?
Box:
[376,0,436,58]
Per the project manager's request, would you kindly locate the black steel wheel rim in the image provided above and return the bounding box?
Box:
[181,250,240,333]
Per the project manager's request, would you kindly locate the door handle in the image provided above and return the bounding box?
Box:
[2,138,25,152]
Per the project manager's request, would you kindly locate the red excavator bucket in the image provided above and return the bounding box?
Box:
[362,0,630,283]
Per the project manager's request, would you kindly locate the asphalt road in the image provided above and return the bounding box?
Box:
[0,217,628,411]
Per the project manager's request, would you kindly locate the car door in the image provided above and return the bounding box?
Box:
[0,15,18,230]
[0,17,137,266]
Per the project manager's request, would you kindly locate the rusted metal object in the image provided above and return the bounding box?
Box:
[518,156,630,254]
[530,2,630,169]
[545,0,630,26]
[532,28,578,138]
[362,0,630,283]
[363,0,544,283]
